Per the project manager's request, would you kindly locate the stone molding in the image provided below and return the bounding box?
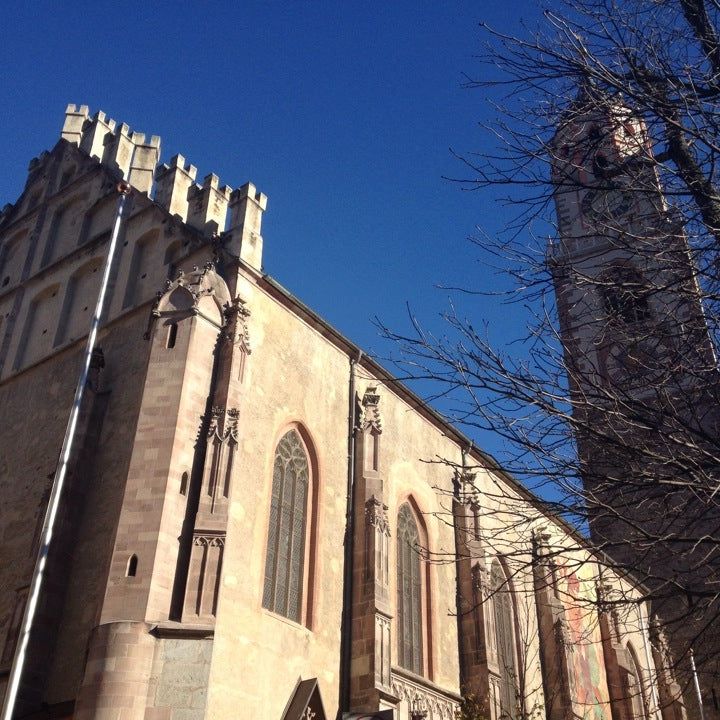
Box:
[390,668,460,720]
[207,406,239,442]
[192,533,226,548]
[151,261,231,325]
[149,622,215,639]
[365,496,390,536]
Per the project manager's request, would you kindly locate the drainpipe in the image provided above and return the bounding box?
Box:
[1,183,131,720]
[690,648,705,720]
[339,349,362,714]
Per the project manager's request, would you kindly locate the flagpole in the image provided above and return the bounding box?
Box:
[1,181,131,720]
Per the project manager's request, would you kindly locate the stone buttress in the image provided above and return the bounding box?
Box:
[349,385,394,712]
[179,294,251,622]
[74,264,246,720]
[453,470,497,715]
[531,529,574,720]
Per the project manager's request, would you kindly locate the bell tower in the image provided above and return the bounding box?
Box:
[549,95,720,716]
[550,96,715,401]
[549,95,718,495]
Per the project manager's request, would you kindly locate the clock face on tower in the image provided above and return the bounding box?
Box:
[582,185,634,222]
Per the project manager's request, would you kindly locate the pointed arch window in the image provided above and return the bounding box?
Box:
[491,560,518,720]
[262,429,310,623]
[397,503,423,675]
[626,644,648,720]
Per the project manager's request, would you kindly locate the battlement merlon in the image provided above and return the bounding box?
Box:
[187,173,232,236]
[128,133,161,196]
[228,182,268,272]
[155,154,198,222]
[79,111,118,162]
[61,104,90,145]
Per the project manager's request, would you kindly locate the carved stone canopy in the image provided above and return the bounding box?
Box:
[597,582,623,641]
[207,406,239,442]
[223,296,252,353]
[358,385,383,434]
[455,469,478,505]
[153,261,231,324]
[365,496,390,536]
[471,562,489,593]
[532,526,555,564]
[192,533,226,548]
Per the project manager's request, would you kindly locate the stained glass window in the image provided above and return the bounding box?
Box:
[491,560,518,720]
[262,430,309,623]
[397,503,423,675]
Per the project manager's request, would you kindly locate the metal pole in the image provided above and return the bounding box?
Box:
[1,182,131,720]
[690,648,706,720]
[339,348,361,711]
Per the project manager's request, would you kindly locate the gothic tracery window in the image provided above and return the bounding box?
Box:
[491,560,518,720]
[397,502,423,675]
[262,429,310,623]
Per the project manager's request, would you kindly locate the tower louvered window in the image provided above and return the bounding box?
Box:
[262,430,309,623]
[491,560,518,719]
[602,267,650,324]
[397,503,423,675]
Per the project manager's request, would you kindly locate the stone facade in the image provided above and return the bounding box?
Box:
[0,105,676,720]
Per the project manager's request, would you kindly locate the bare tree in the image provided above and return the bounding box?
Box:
[382,0,720,713]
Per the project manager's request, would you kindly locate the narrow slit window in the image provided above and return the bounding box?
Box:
[126,554,138,577]
[167,322,178,349]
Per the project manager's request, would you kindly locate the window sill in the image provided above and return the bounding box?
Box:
[261,607,311,634]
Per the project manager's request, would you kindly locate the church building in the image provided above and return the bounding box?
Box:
[0,105,693,720]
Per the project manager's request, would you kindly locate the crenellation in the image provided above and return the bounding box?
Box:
[155,155,198,222]
[227,181,268,271]
[128,135,162,196]
[79,111,117,163]
[186,173,232,236]
[105,121,136,181]
[61,104,90,145]
[57,107,268,244]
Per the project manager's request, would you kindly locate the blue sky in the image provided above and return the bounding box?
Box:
[0,1,548,460]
